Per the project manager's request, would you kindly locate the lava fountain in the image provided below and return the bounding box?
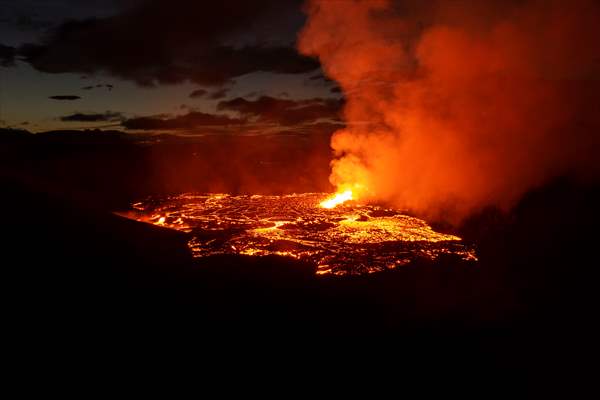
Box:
[320,190,353,209]
[123,192,477,276]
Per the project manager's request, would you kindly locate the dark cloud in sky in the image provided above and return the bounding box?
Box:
[119,94,342,133]
[189,88,229,100]
[0,44,16,66]
[49,95,81,100]
[189,89,208,99]
[60,111,123,122]
[308,72,333,84]
[13,14,52,31]
[0,0,123,47]
[81,83,113,91]
[122,111,244,131]
[217,96,343,126]
[208,88,230,100]
[18,0,318,86]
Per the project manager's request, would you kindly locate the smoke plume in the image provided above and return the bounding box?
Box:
[298,0,600,221]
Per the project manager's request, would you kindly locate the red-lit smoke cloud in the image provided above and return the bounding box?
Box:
[298,0,600,221]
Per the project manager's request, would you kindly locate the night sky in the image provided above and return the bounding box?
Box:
[0,0,340,132]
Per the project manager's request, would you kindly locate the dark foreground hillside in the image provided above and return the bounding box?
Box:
[2,129,599,394]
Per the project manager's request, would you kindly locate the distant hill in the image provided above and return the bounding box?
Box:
[0,127,33,139]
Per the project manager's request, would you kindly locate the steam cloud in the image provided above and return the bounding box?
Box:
[299,0,600,221]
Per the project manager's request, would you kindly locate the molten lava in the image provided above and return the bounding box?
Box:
[124,193,477,275]
[320,189,353,209]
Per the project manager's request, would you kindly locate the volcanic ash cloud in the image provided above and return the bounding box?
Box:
[298,0,600,222]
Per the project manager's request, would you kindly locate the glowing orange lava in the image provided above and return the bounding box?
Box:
[320,189,353,209]
[121,193,478,275]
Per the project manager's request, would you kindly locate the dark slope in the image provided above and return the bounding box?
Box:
[2,129,598,394]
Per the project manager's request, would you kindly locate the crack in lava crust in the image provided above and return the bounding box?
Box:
[127,193,477,275]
